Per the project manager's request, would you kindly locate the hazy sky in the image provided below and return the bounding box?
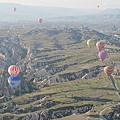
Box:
[0,0,120,9]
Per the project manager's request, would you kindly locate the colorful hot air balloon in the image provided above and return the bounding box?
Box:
[8,76,20,88]
[96,41,105,51]
[104,66,119,92]
[8,65,20,76]
[104,66,114,76]
[87,40,94,48]
[13,7,16,12]
[98,51,108,61]
[38,18,42,23]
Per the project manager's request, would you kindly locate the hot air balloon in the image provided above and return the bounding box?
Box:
[38,18,42,23]
[104,66,114,76]
[104,66,119,92]
[98,51,108,61]
[8,65,20,76]
[96,41,105,51]
[23,24,26,28]
[87,40,94,48]
[8,76,20,88]
[13,7,16,12]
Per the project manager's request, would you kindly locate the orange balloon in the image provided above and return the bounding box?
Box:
[104,66,114,76]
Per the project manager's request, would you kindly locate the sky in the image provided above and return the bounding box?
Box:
[0,0,120,9]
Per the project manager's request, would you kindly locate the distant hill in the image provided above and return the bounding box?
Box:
[99,8,120,15]
[0,3,120,23]
[0,3,97,22]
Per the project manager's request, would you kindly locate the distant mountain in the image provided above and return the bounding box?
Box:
[0,3,120,23]
[0,3,99,22]
[99,8,120,15]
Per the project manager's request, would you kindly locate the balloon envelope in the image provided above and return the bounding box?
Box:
[96,41,105,51]
[38,19,42,23]
[8,65,20,76]
[104,66,114,76]
[8,76,20,88]
[23,24,26,28]
[13,7,16,12]
[98,51,108,61]
[87,40,94,48]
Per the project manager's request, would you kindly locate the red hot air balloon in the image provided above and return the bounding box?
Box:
[13,7,16,12]
[8,65,20,76]
[38,19,42,23]
[104,66,114,76]
[96,41,105,51]
[98,51,108,61]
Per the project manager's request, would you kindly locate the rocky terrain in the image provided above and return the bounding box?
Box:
[0,25,120,120]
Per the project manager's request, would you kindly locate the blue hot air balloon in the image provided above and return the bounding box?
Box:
[8,76,20,88]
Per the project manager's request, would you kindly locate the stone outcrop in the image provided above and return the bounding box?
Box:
[104,105,120,120]
[21,104,93,120]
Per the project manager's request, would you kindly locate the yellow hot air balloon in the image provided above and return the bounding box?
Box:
[87,40,94,48]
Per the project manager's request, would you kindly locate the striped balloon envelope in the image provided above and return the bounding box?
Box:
[104,66,114,76]
[8,76,20,88]
[8,65,20,76]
